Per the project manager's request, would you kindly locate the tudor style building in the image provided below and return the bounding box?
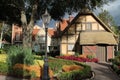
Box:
[60,10,118,62]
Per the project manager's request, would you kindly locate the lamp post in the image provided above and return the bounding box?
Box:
[42,9,51,80]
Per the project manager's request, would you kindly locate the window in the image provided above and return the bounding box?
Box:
[38,36,45,42]
[68,44,74,50]
[86,23,92,30]
[76,24,82,31]
[39,43,45,51]
[15,33,20,41]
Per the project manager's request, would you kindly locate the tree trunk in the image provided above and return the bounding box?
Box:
[21,2,38,49]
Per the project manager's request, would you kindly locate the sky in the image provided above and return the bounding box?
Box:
[102,0,120,26]
[36,0,120,27]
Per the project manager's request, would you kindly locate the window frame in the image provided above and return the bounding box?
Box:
[85,22,92,31]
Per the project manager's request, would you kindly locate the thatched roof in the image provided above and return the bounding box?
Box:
[80,32,117,45]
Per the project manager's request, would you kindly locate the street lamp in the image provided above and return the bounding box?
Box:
[42,9,51,80]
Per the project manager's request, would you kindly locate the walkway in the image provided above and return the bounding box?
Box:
[0,75,28,80]
[86,62,120,80]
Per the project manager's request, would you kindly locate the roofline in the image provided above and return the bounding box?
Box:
[61,10,117,37]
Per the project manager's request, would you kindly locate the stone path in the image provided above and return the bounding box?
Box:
[86,62,120,80]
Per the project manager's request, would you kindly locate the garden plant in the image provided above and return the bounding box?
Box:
[0,46,93,80]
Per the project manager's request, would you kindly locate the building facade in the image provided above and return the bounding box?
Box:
[60,11,118,62]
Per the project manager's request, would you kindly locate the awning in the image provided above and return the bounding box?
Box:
[80,32,117,45]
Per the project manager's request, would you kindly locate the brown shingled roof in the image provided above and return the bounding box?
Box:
[59,16,74,31]
[48,28,55,37]
[59,19,68,31]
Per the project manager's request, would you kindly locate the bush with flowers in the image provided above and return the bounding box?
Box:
[56,55,98,63]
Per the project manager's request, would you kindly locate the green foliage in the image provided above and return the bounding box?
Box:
[0,62,8,74]
[30,71,36,78]
[33,55,44,60]
[115,51,120,56]
[49,58,75,74]
[0,0,116,22]
[33,51,45,56]
[87,55,94,59]
[12,68,30,78]
[98,9,119,34]
[7,46,34,67]
[75,52,80,57]
[0,54,7,62]
[0,48,6,54]
[112,56,120,65]
[57,62,91,80]
[49,57,92,79]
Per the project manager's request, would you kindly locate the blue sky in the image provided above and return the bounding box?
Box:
[36,0,120,27]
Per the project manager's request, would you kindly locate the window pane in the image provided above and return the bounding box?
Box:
[68,44,74,50]
[76,24,82,31]
[86,23,92,30]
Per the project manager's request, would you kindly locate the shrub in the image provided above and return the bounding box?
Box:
[49,58,75,74]
[112,56,120,65]
[34,55,43,60]
[62,64,84,72]
[115,51,120,56]
[0,48,6,54]
[13,63,38,78]
[7,46,34,67]
[57,63,91,80]
[6,46,34,77]
[13,63,54,78]
[0,62,8,74]
[48,58,92,80]
[87,55,94,59]
[111,56,120,75]
[34,51,45,56]
[56,55,98,62]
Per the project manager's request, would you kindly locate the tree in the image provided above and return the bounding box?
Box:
[0,0,116,50]
[98,9,119,34]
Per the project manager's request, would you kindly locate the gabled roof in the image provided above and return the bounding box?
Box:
[61,10,117,37]
[32,29,40,36]
[58,16,74,32]
[59,19,68,31]
[32,25,40,41]
[48,28,56,37]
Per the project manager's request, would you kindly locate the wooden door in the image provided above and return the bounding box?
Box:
[96,46,107,62]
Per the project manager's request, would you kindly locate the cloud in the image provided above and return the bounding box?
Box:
[103,0,120,25]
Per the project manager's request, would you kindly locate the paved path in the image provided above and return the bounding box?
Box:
[86,62,120,80]
[0,75,28,80]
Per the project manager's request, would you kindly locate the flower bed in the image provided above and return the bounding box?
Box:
[56,55,98,62]
[49,58,92,80]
